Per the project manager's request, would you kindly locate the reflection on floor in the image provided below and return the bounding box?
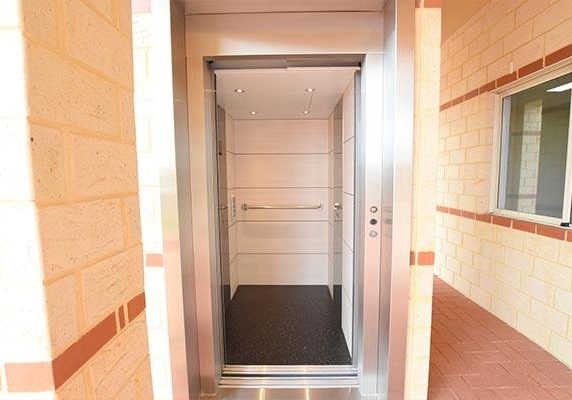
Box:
[224,285,351,365]
[429,278,572,399]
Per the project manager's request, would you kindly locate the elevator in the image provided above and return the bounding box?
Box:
[213,66,358,370]
[163,1,415,398]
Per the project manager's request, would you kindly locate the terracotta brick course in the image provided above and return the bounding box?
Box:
[440,43,572,111]
[3,292,145,392]
[437,206,572,244]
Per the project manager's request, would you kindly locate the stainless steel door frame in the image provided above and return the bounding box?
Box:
[194,55,392,394]
[202,57,396,390]
[378,1,415,399]
[205,62,226,390]
[356,53,384,397]
[162,1,200,399]
[178,16,413,396]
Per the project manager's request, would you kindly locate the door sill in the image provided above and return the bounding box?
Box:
[219,376,359,388]
[223,365,358,377]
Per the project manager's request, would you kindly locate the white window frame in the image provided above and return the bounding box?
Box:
[491,62,572,226]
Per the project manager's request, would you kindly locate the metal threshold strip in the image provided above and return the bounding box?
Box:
[220,376,359,389]
[220,365,359,388]
[223,365,358,376]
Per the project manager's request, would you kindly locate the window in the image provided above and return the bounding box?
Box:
[495,71,572,225]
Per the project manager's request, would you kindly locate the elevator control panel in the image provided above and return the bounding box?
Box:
[369,205,379,238]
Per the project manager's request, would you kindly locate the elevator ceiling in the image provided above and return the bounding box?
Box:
[215,68,356,120]
[184,0,383,15]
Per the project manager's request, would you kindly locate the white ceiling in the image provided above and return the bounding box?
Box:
[215,68,356,120]
[185,0,383,14]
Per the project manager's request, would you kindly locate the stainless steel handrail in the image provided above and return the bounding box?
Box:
[241,203,323,211]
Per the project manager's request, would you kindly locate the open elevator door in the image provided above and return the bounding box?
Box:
[208,60,362,384]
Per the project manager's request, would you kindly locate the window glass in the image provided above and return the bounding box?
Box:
[498,73,572,219]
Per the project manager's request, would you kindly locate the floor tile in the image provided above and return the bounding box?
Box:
[430,278,572,400]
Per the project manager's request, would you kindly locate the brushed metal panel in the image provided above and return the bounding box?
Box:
[377,1,415,399]
[163,2,200,399]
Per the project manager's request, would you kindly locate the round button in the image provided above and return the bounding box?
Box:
[370,206,378,213]
[369,230,378,238]
[370,218,378,225]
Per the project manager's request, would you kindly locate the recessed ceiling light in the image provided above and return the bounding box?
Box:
[250,111,257,115]
[305,88,315,93]
[234,88,245,94]
[303,110,310,114]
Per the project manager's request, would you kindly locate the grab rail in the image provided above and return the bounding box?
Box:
[241,203,323,211]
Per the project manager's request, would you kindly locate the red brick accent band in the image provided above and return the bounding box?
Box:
[4,292,146,393]
[118,305,126,329]
[127,293,146,322]
[410,250,436,266]
[52,313,117,388]
[415,0,442,7]
[436,206,572,242]
[145,253,164,267]
[440,44,572,111]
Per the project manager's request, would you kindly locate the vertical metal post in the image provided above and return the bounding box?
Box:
[378,0,415,398]
[162,2,201,398]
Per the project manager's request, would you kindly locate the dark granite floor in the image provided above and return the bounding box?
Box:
[224,285,352,365]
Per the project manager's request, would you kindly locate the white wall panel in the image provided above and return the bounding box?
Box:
[229,223,237,260]
[335,153,343,188]
[342,241,354,299]
[226,153,235,190]
[341,290,353,356]
[235,120,328,154]
[230,260,238,298]
[328,258,334,297]
[342,78,355,142]
[334,117,343,153]
[238,254,328,285]
[343,138,355,195]
[328,221,334,260]
[341,77,355,356]
[237,221,328,254]
[334,252,342,284]
[234,154,328,188]
[342,192,354,251]
[225,112,235,152]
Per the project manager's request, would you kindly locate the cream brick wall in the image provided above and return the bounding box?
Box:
[405,5,441,400]
[0,0,151,398]
[437,0,572,368]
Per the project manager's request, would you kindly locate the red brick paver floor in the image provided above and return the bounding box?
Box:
[429,278,572,399]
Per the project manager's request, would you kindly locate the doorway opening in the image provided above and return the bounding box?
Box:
[210,61,360,375]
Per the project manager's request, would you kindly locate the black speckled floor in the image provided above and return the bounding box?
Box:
[224,285,351,365]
